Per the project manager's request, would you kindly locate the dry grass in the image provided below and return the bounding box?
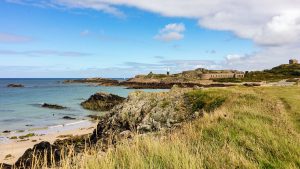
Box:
[5,86,300,169]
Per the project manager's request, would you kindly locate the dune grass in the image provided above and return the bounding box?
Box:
[55,86,300,169]
[5,86,299,169]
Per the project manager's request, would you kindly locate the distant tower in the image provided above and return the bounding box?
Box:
[289,59,298,64]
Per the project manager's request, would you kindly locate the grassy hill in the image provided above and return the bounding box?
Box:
[215,64,300,83]
[56,86,300,169]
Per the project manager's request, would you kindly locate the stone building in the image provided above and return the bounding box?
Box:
[180,68,244,80]
[200,72,244,80]
[289,59,299,64]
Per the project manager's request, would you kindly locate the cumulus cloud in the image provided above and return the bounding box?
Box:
[6,0,300,70]
[154,23,185,42]
[8,1,300,46]
[0,33,32,43]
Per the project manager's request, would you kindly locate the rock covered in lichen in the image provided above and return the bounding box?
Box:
[90,85,193,145]
[81,92,125,111]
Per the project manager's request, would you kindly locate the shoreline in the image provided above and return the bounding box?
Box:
[0,120,97,165]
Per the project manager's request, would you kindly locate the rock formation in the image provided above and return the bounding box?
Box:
[7,84,24,88]
[63,78,119,86]
[41,103,67,110]
[62,116,76,120]
[81,92,125,111]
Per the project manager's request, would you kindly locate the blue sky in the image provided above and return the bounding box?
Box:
[0,0,299,78]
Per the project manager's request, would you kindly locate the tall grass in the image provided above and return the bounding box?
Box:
[7,86,300,169]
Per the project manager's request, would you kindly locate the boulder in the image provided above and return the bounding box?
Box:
[7,84,24,88]
[62,116,76,120]
[81,92,125,111]
[14,141,61,168]
[41,103,67,110]
[0,163,12,169]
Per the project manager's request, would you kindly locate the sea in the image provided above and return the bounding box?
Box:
[0,78,165,134]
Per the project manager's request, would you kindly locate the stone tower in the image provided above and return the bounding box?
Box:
[289,59,298,64]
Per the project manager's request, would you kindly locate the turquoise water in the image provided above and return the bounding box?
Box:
[0,78,165,132]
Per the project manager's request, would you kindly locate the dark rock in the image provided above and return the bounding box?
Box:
[243,83,261,87]
[0,163,12,169]
[7,84,24,88]
[2,130,10,133]
[14,141,61,168]
[62,116,76,120]
[81,92,125,111]
[63,78,119,86]
[41,103,67,110]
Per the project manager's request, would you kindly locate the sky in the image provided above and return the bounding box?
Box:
[0,0,300,78]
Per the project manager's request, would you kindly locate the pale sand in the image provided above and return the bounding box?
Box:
[0,120,97,165]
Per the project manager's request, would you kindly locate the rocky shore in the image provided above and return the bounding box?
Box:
[63,77,236,89]
[81,92,125,111]
[63,78,119,86]
[0,86,227,168]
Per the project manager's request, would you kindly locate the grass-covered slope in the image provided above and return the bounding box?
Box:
[58,86,300,169]
[215,64,300,83]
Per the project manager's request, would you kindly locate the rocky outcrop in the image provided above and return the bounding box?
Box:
[15,142,61,168]
[41,103,67,110]
[63,78,119,86]
[81,92,125,111]
[7,84,24,88]
[62,76,236,89]
[62,116,76,120]
[120,81,234,89]
[89,86,194,144]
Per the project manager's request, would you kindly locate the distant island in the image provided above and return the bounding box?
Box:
[64,59,300,88]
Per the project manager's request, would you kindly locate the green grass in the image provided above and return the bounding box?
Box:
[22,86,300,169]
[58,86,300,169]
[184,89,227,112]
[18,133,35,139]
[214,64,300,82]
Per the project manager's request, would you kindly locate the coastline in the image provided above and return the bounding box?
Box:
[0,119,97,165]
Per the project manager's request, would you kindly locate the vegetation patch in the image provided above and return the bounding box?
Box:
[184,90,227,112]
[18,133,35,139]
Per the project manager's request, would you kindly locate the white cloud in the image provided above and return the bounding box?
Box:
[6,0,300,70]
[154,23,185,42]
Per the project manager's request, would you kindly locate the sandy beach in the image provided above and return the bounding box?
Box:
[0,120,97,165]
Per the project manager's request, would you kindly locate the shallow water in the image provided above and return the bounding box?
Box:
[0,78,166,133]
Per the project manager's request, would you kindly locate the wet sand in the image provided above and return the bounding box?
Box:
[0,120,96,165]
